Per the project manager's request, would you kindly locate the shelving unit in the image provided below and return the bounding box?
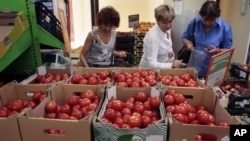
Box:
[134,32,145,66]
[0,0,65,78]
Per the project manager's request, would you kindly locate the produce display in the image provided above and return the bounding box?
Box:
[70,71,112,85]
[114,69,157,87]
[164,89,229,126]
[45,89,100,120]
[159,73,200,87]
[36,72,70,84]
[0,91,46,117]
[101,91,161,128]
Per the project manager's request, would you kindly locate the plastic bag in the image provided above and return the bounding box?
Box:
[187,49,207,73]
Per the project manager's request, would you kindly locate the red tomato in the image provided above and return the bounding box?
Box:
[217,121,230,127]
[174,94,186,105]
[45,112,57,119]
[125,101,134,110]
[120,123,131,128]
[165,105,176,113]
[114,117,124,127]
[59,104,71,115]
[26,101,37,109]
[141,115,152,128]
[161,77,171,85]
[197,112,210,125]
[117,74,127,82]
[84,90,95,101]
[79,98,91,107]
[71,75,82,84]
[111,99,125,111]
[32,91,42,103]
[134,104,145,114]
[45,101,58,113]
[130,81,140,87]
[67,96,79,107]
[187,112,197,122]
[0,109,8,117]
[87,103,98,111]
[174,105,188,115]
[142,110,153,118]
[127,115,142,128]
[104,109,117,122]
[143,101,152,110]
[150,96,161,108]
[57,113,70,119]
[173,113,188,123]
[71,109,83,119]
[121,107,132,115]
[88,76,98,85]
[99,71,109,80]
[164,94,174,105]
[136,92,148,102]
[177,79,186,87]
[181,73,192,82]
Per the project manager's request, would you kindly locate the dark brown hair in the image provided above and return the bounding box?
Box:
[199,1,220,19]
[97,6,120,27]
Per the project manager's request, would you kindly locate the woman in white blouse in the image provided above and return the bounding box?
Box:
[139,4,182,69]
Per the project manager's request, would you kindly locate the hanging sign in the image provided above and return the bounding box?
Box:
[128,14,139,28]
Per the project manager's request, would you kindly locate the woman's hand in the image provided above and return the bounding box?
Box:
[172,59,183,68]
[205,46,221,55]
[118,51,127,58]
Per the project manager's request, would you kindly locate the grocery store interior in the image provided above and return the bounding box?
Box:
[0,0,250,141]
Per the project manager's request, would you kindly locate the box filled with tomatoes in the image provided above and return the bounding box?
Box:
[113,67,159,88]
[162,87,240,141]
[20,66,72,84]
[93,86,168,141]
[69,67,113,86]
[158,68,205,88]
[0,83,50,141]
[18,84,105,141]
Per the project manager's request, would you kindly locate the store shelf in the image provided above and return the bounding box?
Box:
[0,0,65,76]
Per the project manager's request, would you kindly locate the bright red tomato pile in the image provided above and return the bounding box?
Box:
[70,71,111,85]
[44,89,100,121]
[101,91,161,128]
[36,72,70,84]
[164,89,229,126]
[0,91,46,117]
[114,70,157,87]
[158,73,200,87]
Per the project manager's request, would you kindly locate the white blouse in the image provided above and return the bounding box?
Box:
[139,24,174,69]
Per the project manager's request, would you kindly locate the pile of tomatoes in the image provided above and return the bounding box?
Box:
[36,72,70,84]
[114,70,157,87]
[44,89,100,120]
[164,89,229,126]
[159,73,200,87]
[0,91,46,117]
[101,91,161,128]
[70,71,112,85]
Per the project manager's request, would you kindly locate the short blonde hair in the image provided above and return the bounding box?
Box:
[155,4,175,22]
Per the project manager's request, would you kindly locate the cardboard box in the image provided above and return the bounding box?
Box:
[20,66,73,84]
[162,87,240,141]
[0,11,29,59]
[0,83,50,141]
[158,68,205,88]
[18,84,105,141]
[93,86,168,141]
